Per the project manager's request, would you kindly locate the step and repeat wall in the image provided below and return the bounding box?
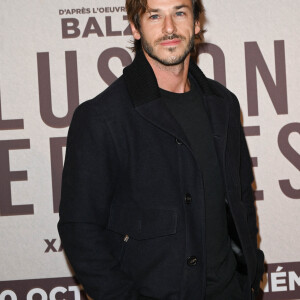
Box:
[0,0,299,299]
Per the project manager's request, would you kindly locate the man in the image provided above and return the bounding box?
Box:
[58,0,264,299]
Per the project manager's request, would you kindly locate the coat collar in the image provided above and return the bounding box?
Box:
[123,49,214,107]
[123,50,229,169]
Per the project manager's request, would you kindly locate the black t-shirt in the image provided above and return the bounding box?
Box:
[160,77,237,295]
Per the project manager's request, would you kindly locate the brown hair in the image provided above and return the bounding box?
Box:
[125,0,205,52]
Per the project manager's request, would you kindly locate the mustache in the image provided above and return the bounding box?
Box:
[155,34,186,44]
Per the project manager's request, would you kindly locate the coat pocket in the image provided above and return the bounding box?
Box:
[107,205,178,240]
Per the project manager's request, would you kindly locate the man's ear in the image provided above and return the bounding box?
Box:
[130,22,141,40]
[194,20,201,35]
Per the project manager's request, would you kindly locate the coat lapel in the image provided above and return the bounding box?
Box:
[136,97,191,147]
[123,50,191,146]
[203,94,229,172]
[188,56,230,172]
[123,50,230,169]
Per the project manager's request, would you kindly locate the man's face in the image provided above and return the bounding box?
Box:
[131,0,200,66]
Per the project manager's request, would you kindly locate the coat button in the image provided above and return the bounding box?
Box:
[185,193,192,204]
[187,256,198,266]
[175,138,183,145]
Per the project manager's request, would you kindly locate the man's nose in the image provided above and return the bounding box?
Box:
[163,15,176,35]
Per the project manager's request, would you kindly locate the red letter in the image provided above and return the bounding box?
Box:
[37,51,79,128]
[98,48,132,86]
[245,40,288,116]
[105,16,122,36]
[0,139,33,216]
[61,18,80,39]
[278,123,300,199]
[197,43,226,87]
[0,92,24,130]
[82,17,104,38]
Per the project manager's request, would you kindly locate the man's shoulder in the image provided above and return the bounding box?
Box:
[205,77,241,110]
[73,76,132,122]
[206,78,235,100]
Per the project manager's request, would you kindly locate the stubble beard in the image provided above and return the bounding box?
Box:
[140,32,195,66]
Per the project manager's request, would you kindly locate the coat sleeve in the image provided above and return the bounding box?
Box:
[227,91,257,250]
[58,102,139,300]
[239,122,258,249]
[234,95,265,295]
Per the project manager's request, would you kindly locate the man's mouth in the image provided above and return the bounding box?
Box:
[156,34,185,47]
[160,39,181,46]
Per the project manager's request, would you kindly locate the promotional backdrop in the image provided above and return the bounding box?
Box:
[0,0,299,299]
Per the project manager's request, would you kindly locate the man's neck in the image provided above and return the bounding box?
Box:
[143,51,191,93]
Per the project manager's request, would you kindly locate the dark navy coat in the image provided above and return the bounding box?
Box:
[58,50,264,300]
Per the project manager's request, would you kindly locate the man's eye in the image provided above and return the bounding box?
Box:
[176,11,185,16]
[149,14,159,20]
